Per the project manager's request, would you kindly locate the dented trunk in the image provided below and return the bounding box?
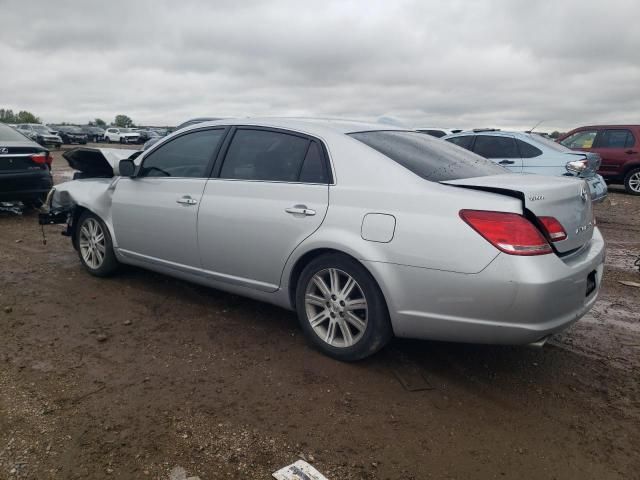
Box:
[444,174,594,254]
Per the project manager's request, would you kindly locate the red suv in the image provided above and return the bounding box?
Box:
[558,125,640,195]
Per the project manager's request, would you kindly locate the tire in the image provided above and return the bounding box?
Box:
[119,137,125,144]
[106,136,111,144]
[75,211,119,277]
[624,167,640,195]
[295,253,392,361]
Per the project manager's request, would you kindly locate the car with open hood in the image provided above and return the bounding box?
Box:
[104,127,140,144]
[0,122,53,206]
[39,118,604,361]
[443,129,607,202]
[54,125,88,145]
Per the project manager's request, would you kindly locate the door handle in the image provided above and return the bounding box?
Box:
[176,196,198,206]
[626,150,638,154]
[498,160,515,165]
[285,205,316,216]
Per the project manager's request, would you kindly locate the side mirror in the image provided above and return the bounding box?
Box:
[119,159,136,177]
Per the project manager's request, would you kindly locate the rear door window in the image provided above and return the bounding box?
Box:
[445,135,474,150]
[473,135,519,158]
[349,130,506,182]
[219,129,310,182]
[597,129,635,149]
[515,139,542,158]
[299,141,330,183]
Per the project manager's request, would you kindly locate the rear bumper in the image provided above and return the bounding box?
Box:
[0,170,53,201]
[585,174,607,203]
[367,228,605,345]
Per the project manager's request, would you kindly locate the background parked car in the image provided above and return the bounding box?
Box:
[0,122,53,207]
[104,127,140,144]
[443,129,607,202]
[16,124,62,149]
[54,125,88,145]
[415,127,463,138]
[136,129,161,144]
[558,125,640,195]
[81,126,105,143]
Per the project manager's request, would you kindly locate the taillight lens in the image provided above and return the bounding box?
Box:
[538,216,567,242]
[31,153,48,165]
[459,210,552,256]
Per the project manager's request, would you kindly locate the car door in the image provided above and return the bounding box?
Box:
[197,127,330,292]
[472,134,523,172]
[591,128,637,178]
[111,127,227,269]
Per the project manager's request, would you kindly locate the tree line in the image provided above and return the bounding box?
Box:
[0,109,135,128]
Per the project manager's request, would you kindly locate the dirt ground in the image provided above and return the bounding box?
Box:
[1,145,639,479]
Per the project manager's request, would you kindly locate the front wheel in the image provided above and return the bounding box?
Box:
[295,253,392,361]
[75,211,119,277]
[624,167,640,195]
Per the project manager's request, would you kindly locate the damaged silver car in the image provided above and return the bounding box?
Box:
[40,118,605,361]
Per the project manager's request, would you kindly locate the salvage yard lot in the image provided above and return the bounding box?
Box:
[1,146,639,479]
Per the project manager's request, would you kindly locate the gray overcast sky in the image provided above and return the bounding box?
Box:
[1,0,638,131]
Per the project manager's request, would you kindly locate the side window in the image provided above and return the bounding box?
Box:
[560,130,598,149]
[598,129,635,149]
[516,139,542,158]
[473,135,519,158]
[139,129,225,178]
[220,129,309,182]
[445,135,474,150]
[299,141,329,183]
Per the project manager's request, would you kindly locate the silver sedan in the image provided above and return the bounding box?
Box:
[42,118,605,361]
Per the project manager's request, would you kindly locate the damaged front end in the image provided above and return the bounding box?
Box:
[38,147,139,244]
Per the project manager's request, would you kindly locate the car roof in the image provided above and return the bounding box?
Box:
[569,124,640,129]
[186,117,409,136]
[443,129,543,140]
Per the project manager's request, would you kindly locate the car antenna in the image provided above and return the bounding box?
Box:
[527,120,544,134]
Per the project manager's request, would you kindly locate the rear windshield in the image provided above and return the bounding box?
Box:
[528,134,571,153]
[349,130,507,181]
[0,123,32,142]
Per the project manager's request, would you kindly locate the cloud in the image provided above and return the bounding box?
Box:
[0,0,638,131]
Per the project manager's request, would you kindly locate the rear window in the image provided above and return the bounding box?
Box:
[349,130,506,182]
[0,123,32,142]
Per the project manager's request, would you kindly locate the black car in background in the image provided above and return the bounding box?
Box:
[54,125,88,145]
[81,126,105,143]
[16,124,62,149]
[136,129,161,144]
[0,122,53,207]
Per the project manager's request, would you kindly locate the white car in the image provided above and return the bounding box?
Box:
[442,129,608,202]
[104,127,140,144]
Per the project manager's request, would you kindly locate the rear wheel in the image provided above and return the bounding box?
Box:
[75,211,119,277]
[624,167,640,195]
[296,253,392,361]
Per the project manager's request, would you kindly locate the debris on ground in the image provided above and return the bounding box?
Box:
[168,466,201,480]
[0,202,23,215]
[618,280,640,288]
[273,460,329,480]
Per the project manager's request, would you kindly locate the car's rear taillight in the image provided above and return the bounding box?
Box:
[31,153,48,165]
[459,210,552,256]
[538,216,567,242]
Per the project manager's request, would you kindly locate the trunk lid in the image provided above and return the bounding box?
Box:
[444,174,594,254]
[63,147,139,177]
[0,144,48,173]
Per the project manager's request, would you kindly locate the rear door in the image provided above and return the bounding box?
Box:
[111,128,226,268]
[197,127,330,291]
[591,128,637,178]
[472,134,523,172]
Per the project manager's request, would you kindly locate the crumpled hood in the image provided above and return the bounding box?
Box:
[62,147,139,177]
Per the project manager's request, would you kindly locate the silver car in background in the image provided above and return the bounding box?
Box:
[41,118,604,361]
[442,129,608,202]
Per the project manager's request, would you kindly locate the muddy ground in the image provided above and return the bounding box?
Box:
[1,145,639,479]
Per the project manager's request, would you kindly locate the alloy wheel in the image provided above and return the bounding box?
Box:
[79,218,106,269]
[628,171,640,193]
[304,268,368,348]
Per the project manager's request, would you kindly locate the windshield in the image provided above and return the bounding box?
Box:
[33,125,51,133]
[528,134,571,153]
[0,123,34,142]
[349,130,507,182]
